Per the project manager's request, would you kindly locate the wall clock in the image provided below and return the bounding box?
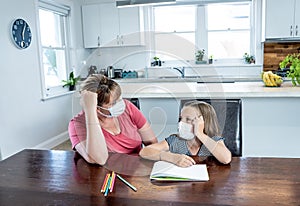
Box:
[11,18,32,49]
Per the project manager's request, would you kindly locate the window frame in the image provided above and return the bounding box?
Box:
[37,0,72,100]
[152,4,197,61]
[152,1,253,63]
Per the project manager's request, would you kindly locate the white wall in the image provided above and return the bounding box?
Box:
[0,0,85,159]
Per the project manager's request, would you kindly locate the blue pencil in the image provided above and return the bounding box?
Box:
[104,176,111,196]
[116,174,137,192]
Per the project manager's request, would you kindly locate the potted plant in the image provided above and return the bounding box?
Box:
[195,49,206,64]
[243,53,255,64]
[208,55,213,64]
[151,56,161,66]
[62,71,80,91]
[279,53,300,86]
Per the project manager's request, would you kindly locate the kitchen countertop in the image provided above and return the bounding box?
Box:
[117,80,300,98]
[116,76,262,83]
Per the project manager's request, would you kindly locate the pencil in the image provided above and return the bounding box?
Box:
[101,173,110,193]
[104,176,111,197]
[109,171,116,192]
[116,174,137,192]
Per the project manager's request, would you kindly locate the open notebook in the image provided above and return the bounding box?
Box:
[150,161,209,181]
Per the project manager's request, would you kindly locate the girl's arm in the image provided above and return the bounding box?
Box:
[139,140,196,167]
[194,116,232,164]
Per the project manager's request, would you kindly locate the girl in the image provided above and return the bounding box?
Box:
[139,100,232,167]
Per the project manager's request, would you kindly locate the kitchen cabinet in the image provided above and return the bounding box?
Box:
[82,3,144,48]
[263,0,300,39]
[82,4,101,48]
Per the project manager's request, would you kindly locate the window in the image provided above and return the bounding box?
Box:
[38,1,70,98]
[153,1,252,62]
[206,3,251,59]
[153,5,196,60]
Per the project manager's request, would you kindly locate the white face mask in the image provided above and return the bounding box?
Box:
[178,121,194,140]
[98,99,125,118]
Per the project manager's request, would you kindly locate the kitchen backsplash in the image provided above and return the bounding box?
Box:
[263,42,300,71]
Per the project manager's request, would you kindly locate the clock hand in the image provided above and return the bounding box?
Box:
[22,22,26,40]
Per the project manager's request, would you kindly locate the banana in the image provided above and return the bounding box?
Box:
[263,72,272,86]
[261,71,283,87]
[267,71,276,86]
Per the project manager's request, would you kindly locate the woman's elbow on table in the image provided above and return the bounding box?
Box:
[93,155,108,166]
[75,143,108,165]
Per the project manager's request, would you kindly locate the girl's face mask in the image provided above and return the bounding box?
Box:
[98,99,125,118]
[178,121,195,140]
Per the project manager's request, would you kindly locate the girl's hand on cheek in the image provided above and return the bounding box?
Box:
[193,116,205,137]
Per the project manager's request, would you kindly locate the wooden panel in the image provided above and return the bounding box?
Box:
[263,42,300,71]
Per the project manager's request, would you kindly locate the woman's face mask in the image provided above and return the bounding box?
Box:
[178,121,195,140]
[98,99,125,118]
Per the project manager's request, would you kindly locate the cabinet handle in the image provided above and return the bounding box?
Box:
[98,36,100,46]
[296,25,298,36]
[117,35,119,45]
[120,35,123,45]
[290,25,293,36]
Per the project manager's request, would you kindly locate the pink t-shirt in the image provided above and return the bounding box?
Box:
[68,99,147,154]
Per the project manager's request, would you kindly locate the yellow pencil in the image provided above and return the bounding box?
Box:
[101,173,110,193]
[109,171,116,192]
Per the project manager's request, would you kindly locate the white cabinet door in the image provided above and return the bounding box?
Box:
[82,3,143,48]
[82,5,101,48]
[264,0,295,39]
[99,3,119,47]
[118,7,143,46]
[294,0,300,37]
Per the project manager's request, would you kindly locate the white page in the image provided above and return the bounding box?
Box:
[150,161,209,181]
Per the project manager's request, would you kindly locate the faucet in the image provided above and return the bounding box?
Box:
[172,67,185,78]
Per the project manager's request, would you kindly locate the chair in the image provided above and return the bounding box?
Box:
[127,98,140,109]
[180,99,242,157]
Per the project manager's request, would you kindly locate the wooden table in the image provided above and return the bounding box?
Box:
[0,149,299,205]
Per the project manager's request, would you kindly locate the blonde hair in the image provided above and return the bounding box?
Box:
[183,100,220,137]
[80,74,121,106]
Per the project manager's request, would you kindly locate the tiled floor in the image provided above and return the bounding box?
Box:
[52,139,72,151]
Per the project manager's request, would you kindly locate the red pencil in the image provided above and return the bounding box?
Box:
[101,173,110,193]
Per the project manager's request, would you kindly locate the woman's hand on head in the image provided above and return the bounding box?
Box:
[80,90,98,112]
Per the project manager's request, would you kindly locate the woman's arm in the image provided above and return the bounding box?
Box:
[194,116,232,164]
[78,91,108,165]
[139,140,168,160]
[138,122,158,146]
[139,140,196,167]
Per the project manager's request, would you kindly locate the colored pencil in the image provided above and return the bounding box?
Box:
[116,174,137,192]
[101,173,110,193]
[104,176,111,197]
[109,171,116,192]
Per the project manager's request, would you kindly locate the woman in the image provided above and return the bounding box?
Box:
[69,74,158,165]
[139,100,232,167]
